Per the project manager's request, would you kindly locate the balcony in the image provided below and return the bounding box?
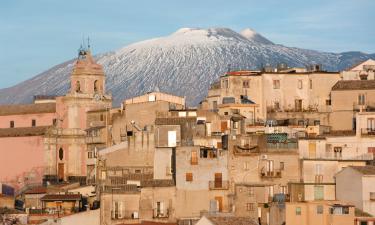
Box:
[209,180,230,190]
[111,210,140,220]
[153,208,170,218]
[260,169,282,179]
[86,135,105,144]
[361,128,375,136]
[302,153,373,161]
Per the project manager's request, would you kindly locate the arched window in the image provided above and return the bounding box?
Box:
[59,148,64,160]
[76,81,81,92]
[94,80,98,92]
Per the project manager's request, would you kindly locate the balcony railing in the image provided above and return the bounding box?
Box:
[153,208,170,218]
[260,169,282,179]
[266,142,298,150]
[302,153,373,161]
[361,128,375,136]
[111,210,140,220]
[85,136,105,144]
[209,180,229,190]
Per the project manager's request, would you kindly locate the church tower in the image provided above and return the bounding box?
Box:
[70,44,105,96]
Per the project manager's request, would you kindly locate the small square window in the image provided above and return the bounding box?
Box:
[243,80,250,88]
[10,121,14,128]
[296,206,302,215]
[317,205,323,214]
[32,119,36,127]
[273,80,280,89]
[298,80,303,89]
[186,172,193,182]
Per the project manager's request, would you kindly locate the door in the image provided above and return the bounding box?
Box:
[221,121,228,132]
[309,142,316,158]
[58,163,64,181]
[215,196,223,212]
[167,131,177,147]
[215,173,222,188]
[295,99,302,112]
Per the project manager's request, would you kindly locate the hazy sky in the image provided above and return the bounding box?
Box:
[1,0,374,88]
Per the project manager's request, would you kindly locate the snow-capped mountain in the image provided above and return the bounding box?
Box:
[1,27,374,106]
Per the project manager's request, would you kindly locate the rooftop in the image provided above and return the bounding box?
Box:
[0,103,56,116]
[350,166,375,175]
[24,186,47,195]
[205,216,259,225]
[0,126,51,137]
[41,194,81,201]
[121,221,177,225]
[332,80,375,91]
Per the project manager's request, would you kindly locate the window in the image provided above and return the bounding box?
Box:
[280,185,287,194]
[191,151,198,165]
[58,148,64,160]
[156,201,165,216]
[274,101,280,110]
[298,120,305,126]
[314,185,324,200]
[111,201,124,219]
[32,119,36,127]
[273,80,280,89]
[52,118,57,126]
[298,80,303,89]
[358,94,366,105]
[75,80,81,92]
[222,79,229,88]
[367,118,375,130]
[317,205,323,214]
[100,114,104,121]
[200,148,217,159]
[309,79,313,89]
[314,120,320,126]
[334,147,342,158]
[213,101,218,110]
[243,80,250,88]
[296,207,302,215]
[248,187,254,196]
[224,112,229,115]
[186,172,193,182]
[94,80,98,92]
[280,162,284,170]
[10,121,14,128]
[326,99,331,106]
[315,164,323,175]
[135,169,141,174]
[246,203,255,211]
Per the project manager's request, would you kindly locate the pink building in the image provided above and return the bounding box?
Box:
[0,102,56,190]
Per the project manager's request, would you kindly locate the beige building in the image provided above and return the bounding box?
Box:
[285,201,355,225]
[330,80,375,130]
[336,166,375,216]
[203,69,341,125]
[342,59,375,81]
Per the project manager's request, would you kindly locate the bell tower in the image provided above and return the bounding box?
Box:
[70,41,105,96]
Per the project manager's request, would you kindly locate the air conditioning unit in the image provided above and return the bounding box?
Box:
[261,155,268,160]
[132,211,139,219]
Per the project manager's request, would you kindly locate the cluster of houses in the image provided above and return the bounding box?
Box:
[0,45,375,225]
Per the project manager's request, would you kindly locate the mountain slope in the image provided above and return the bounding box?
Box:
[0,27,374,106]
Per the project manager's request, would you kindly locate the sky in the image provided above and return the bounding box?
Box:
[0,0,374,88]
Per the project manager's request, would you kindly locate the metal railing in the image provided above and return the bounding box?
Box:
[361,128,375,136]
[153,208,170,218]
[260,169,282,178]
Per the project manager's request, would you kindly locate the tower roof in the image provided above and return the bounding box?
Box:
[71,46,104,76]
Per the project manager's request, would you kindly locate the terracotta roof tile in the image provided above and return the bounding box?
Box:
[0,103,56,116]
[332,80,375,91]
[207,216,259,225]
[40,194,81,201]
[24,186,47,194]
